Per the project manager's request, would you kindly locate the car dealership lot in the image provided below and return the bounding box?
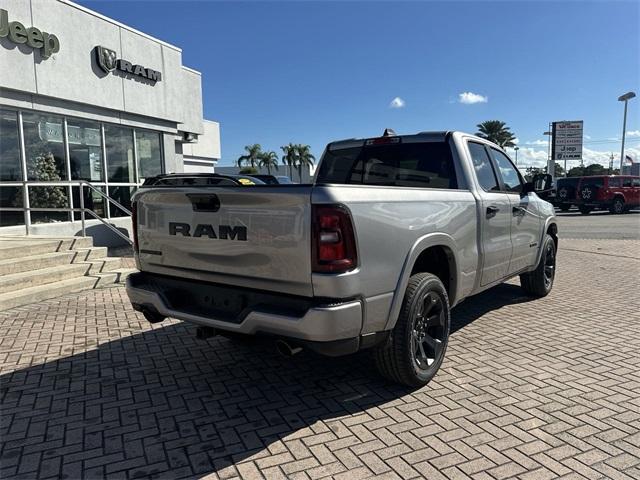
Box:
[1,237,639,479]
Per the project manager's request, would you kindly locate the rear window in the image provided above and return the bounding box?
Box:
[154,177,238,186]
[316,142,458,189]
[581,177,604,188]
[557,178,580,188]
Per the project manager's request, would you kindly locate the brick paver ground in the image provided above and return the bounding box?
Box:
[1,240,639,480]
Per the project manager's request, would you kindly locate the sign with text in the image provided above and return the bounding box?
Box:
[552,121,583,161]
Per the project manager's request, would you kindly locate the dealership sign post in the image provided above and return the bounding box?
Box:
[552,121,583,177]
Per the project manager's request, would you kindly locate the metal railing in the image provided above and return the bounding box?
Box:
[0,180,133,245]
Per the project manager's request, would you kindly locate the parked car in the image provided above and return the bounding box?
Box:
[142,173,265,187]
[126,130,558,387]
[552,177,581,211]
[575,175,640,214]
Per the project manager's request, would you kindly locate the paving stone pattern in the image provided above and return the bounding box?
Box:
[1,240,639,479]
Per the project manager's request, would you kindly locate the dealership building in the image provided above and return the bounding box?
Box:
[0,0,220,240]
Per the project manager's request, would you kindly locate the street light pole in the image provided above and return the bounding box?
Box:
[514,146,519,165]
[618,91,636,174]
[544,128,553,181]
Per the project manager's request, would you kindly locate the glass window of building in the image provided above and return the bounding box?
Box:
[105,125,135,183]
[68,119,103,182]
[136,130,163,179]
[109,186,135,218]
[0,109,22,181]
[22,112,67,182]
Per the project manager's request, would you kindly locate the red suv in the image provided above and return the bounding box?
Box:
[576,175,640,214]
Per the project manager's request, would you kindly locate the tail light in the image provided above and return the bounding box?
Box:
[131,201,139,253]
[312,204,357,273]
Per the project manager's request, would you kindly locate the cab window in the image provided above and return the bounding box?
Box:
[609,178,621,188]
[490,148,522,193]
[623,177,633,187]
[467,142,500,192]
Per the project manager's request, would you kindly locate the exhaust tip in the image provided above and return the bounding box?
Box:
[276,340,302,357]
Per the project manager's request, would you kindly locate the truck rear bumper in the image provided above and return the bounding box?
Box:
[126,272,363,346]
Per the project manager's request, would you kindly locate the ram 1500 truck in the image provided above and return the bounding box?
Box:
[126,130,558,387]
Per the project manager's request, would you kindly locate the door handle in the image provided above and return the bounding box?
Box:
[486,206,499,218]
[512,206,526,216]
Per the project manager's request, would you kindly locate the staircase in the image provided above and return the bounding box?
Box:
[0,236,136,310]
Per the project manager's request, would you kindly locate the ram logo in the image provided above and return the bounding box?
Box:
[169,222,247,241]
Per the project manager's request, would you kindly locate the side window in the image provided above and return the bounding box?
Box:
[632,178,640,187]
[467,142,500,192]
[490,148,522,193]
[623,177,632,187]
[609,178,621,188]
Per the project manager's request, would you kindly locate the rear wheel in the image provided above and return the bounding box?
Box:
[374,273,450,387]
[520,234,556,297]
[610,197,625,214]
[143,311,166,324]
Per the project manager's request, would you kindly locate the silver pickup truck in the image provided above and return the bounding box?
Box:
[126,130,558,387]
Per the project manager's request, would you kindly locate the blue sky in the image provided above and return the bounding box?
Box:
[78,0,640,168]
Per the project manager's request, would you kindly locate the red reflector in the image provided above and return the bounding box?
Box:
[312,205,357,273]
[365,136,401,146]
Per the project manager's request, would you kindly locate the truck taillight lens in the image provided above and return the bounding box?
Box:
[131,201,139,253]
[312,205,357,273]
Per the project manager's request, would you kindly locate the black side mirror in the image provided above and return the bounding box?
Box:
[524,173,553,194]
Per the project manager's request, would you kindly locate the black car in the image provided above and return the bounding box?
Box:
[552,177,581,211]
[142,173,265,187]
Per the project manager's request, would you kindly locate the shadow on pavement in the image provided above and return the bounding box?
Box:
[0,283,534,479]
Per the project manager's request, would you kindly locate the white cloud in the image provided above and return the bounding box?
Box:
[525,139,549,146]
[389,97,405,109]
[584,134,592,140]
[458,92,488,104]
[627,130,640,137]
[508,146,640,170]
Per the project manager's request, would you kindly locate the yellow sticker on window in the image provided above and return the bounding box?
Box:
[238,178,255,185]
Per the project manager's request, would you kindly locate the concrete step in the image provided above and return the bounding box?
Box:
[0,257,122,293]
[0,251,77,276]
[72,247,108,262]
[0,267,137,311]
[0,237,94,260]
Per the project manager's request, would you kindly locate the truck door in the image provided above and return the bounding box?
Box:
[466,141,512,286]
[488,148,541,274]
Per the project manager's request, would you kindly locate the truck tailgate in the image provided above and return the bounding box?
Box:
[135,186,313,296]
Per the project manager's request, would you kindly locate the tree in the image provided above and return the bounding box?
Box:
[13,152,68,213]
[281,143,297,180]
[239,167,258,174]
[293,144,315,183]
[476,120,517,148]
[524,166,544,182]
[258,150,279,175]
[567,166,585,177]
[237,144,263,169]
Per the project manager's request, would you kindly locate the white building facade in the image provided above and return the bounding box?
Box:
[0,0,219,240]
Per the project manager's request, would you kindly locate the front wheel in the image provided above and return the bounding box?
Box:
[610,198,625,214]
[520,234,556,297]
[374,273,450,387]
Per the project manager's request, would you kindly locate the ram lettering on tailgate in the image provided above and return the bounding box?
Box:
[168,222,247,241]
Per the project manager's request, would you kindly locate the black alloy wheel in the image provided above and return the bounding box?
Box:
[411,291,446,371]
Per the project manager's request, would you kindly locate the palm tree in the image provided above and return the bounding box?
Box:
[476,120,517,148]
[281,143,297,180]
[258,150,279,175]
[294,144,315,183]
[237,144,263,169]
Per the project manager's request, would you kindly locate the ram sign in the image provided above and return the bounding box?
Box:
[552,121,583,161]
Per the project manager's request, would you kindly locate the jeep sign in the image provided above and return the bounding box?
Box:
[94,45,162,83]
[0,9,60,59]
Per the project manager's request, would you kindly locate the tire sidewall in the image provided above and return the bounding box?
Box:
[400,276,450,384]
[540,234,556,294]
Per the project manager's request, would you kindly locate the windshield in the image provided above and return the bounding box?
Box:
[316,141,457,189]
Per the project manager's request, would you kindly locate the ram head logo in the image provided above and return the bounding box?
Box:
[95,46,118,73]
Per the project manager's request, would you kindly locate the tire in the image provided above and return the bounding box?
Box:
[374,273,450,387]
[579,206,591,215]
[609,197,625,214]
[143,310,166,324]
[520,234,556,297]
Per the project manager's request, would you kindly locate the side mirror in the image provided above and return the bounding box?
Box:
[524,173,553,194]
